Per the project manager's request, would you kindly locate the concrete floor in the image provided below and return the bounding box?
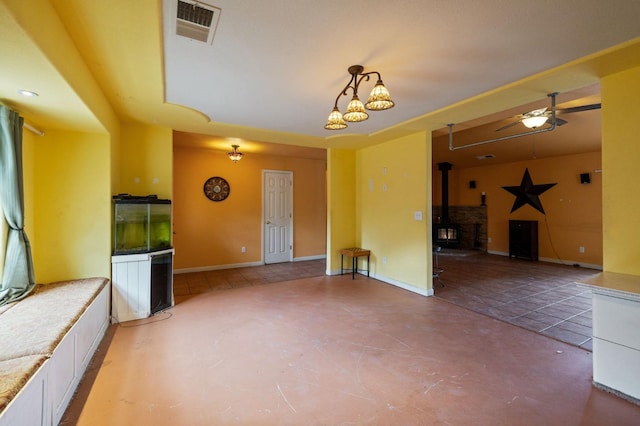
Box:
[62,260,640,425]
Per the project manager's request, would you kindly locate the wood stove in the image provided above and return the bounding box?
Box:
[434,223,460,246]
[433,162,461,247]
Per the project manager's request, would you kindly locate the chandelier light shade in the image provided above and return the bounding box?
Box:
[324,107,348,130]
[365,79,395,110]
[522,116,549,129]
[227,144,244,162]
[343,95,369,122]
[324,65,395,130]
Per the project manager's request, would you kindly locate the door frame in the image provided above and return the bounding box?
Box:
[262,169,294,264]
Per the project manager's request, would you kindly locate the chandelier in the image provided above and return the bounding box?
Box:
[227,144,243,162]
[324,65,395,130]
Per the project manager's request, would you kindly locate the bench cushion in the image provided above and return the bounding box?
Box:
[0,277,108,362]
[0,355,47,413]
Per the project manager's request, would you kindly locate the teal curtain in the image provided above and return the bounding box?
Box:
[0,105,36,306]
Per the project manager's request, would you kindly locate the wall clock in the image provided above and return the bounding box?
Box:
[203,176,230,202]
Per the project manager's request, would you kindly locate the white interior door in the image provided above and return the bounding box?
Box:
[263,170,293,264]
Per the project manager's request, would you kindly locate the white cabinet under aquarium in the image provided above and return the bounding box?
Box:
[111,195,174,323]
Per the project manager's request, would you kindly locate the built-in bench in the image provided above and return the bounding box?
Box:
[0,277,110,425]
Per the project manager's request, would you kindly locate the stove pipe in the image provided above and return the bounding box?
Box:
[437,162,453,224]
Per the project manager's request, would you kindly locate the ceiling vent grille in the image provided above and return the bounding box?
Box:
[475,154,496,160]
[176,0,221,44]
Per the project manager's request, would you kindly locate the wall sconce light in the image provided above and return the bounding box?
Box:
[227,144,243,162]
[324,65,395,130]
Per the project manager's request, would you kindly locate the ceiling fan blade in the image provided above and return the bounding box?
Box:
[558,103,601,114]
[495,121,521,132]
[549,117,568,126]
[527,107,548,117]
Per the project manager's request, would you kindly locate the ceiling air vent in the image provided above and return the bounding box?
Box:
[176,0,221,44]
[475,154,496,160]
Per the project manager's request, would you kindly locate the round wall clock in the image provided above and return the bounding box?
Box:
[203,176,230,201]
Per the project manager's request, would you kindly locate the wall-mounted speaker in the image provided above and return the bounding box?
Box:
[469,180,476,189]
[580,173,591,184]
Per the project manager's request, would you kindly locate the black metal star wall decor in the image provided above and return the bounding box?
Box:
[502,168,556,214]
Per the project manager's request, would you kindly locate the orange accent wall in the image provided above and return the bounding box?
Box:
[173,145,326,270]
[433,151,602,267]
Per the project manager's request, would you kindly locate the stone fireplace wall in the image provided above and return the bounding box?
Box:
[433,205,487,251]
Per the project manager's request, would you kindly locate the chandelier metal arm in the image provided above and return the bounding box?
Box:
[332,75,358,108]
[332,67,379,108]
[352,72,374,94]
[448,93,558,151]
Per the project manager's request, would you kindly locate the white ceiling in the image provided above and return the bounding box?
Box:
[1,0,640,166]
[161,0,636,137]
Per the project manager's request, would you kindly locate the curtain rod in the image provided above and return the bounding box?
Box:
[23,122,45,136]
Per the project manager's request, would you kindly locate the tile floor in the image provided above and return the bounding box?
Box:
[434,251,602,351]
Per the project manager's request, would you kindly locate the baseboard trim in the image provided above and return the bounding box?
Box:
[175,255,327,274]
[487,250,602,270]
[373,274,433,296]
[327,269,432,297]
[175,261,264,274]
[538,256,603,270]
[293,254,327,262]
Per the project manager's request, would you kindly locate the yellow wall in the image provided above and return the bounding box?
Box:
[357,132,431,293]
[326,148,356,274]
[32,130,111,283]
[434,151,603,266]
[3,0,120,284]
[22,129,35,238]
[601,65,640,275]
[173,144,326,270]
[118,123,173,199]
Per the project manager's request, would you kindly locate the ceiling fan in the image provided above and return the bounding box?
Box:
[496,102,601,131]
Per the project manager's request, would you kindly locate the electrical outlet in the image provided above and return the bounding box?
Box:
[579,246,585,253]
[488,237,492,243]
[382,256,387,264]
[241,246,246,253]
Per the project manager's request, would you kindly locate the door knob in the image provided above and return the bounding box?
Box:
[266,221,272,224]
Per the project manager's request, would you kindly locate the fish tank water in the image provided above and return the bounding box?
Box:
[113,195,172,255]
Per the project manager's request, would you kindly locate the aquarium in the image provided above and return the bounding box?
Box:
[113,195,172,255]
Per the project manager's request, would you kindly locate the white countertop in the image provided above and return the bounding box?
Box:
[579,271,640,301]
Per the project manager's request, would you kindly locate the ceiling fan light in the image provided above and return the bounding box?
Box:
[365,80,395,111]
[522,116,549,129]
[343,95,369,122]
[324,107,348,130]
